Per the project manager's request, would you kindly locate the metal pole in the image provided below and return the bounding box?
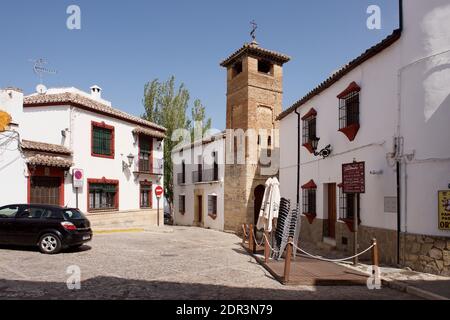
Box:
[157,197,160,227]
[353,194,359,265]
[76,187,79,209]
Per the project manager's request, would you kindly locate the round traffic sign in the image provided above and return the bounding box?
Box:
[155,186,164,198]
[74,170,83,180]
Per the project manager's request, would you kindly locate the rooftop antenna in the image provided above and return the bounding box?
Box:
[29,58,57,93]
[250,20,258,45]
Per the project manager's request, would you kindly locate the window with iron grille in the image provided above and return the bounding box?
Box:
[140,183,152,208]
[139,135,153,172]
[179,195,186,214]
[208,195,218,217]
[92,123,114,157]
[302,189,317,215]
[339,186,360,220]
[89,183,118,210]
[302,116,317,145]
[339,91,360,129]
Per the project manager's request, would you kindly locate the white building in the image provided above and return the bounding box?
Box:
[278,0,450,275]
[172,133,225,231]
[0,86,166,229]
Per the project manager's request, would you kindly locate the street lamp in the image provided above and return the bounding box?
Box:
[311,137,332,159]
[127,153,135,167]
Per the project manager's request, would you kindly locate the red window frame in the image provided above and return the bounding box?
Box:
[87,178,119,212]
[140,181,153,209]
[91,121,115,159]
[138,134,154,173]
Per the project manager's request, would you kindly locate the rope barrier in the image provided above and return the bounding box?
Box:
[249,228,280,253]
[290,242,375,263]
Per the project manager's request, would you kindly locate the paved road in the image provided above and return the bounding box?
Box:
[0,227,417,300]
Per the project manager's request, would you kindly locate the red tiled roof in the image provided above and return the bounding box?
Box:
[22,140,72,155]
[26,154,73,168]
[220,42,291,67]
[23,93,166,133]
[277,29,402,121]
[133,126,166,140]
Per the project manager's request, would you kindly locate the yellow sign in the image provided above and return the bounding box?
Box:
[439,190,450,231]
[0,110,12,132]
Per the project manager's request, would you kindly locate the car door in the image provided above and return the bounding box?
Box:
[12,205,48,245]
[0,205,21,244]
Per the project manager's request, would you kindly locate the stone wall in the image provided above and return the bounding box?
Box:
[401,233,450,276]
[89,209,160,231]
[299,216,324,244]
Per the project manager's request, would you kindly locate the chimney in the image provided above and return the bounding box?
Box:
[90,85,102,100]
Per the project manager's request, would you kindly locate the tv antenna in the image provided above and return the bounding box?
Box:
[29,58,57,85]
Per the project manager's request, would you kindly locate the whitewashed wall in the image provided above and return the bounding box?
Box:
[280,0,450,238]
[0,89,27,206]
[173,138,225,231]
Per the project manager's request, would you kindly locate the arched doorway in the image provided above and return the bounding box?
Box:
[254,185,266,225]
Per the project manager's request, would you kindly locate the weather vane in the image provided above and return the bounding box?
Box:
[29,58,57,85]
[250,20,258,43]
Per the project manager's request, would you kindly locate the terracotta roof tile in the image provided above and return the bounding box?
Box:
[23,93,166,133]
[277,29,401,121]
[133,126,166,139]
[22,140,72,155]
[26,154,73,168]
[220,42,290,67]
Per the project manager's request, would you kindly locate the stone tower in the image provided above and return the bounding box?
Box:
[220,41,290,232]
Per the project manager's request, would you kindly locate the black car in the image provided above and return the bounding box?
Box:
[0,204,93,254]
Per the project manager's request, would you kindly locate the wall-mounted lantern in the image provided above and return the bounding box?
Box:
[311,137,332,159]
[122,153,135,170]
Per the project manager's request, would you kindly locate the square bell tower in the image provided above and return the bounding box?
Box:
[220,41,290,233]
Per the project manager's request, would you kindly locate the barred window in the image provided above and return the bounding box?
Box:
[302,189,317,215]
[179,195,186,214]
[208,195,218,217]
[339,185,360,221]
[92,122,114,157]
[139,135,153,172]
[302,116,317,145]
[339,91,360,129]
[89,182,118,210]
[140,183,152,208]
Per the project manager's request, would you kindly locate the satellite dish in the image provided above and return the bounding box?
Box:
[36,84,47,94]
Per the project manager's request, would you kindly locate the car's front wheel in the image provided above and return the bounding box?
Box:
[38,234,62,254]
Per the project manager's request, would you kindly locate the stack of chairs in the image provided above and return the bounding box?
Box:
[274,198,301,260]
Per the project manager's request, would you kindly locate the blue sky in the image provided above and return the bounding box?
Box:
[0,0,399,129]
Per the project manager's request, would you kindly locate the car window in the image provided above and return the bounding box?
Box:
[0,206,20,218]
[62,209,86,220]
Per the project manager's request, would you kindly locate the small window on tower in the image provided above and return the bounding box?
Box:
[258,60,273,75]
[232,61,243,78]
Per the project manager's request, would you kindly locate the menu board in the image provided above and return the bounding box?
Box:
[342,161,366,194]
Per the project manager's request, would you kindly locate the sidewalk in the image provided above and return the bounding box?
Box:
[341,263,450,300]
[296,241,450,300]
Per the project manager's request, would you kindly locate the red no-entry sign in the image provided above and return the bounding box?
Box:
[155,186,164,198]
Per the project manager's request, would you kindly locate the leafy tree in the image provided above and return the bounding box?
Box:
[142,76,212,212]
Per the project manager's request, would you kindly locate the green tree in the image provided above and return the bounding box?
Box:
[142,76,212,212]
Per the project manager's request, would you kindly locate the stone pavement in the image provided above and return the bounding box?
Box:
[0,227,417,300]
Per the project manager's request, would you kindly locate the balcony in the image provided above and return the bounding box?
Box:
[133,159,163,176]
[192,168,219,184]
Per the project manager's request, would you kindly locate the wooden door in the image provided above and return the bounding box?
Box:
[30,177,61,205]
[198,195,203,224]
[327,184,337,239]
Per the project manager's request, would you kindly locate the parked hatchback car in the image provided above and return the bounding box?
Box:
[0,204,93,254]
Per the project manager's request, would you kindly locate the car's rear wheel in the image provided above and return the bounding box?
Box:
[39,234,62,254]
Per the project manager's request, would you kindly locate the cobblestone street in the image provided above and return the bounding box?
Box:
[0,227,417,300]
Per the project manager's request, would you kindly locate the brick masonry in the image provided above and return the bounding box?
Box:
[223,49,288,233]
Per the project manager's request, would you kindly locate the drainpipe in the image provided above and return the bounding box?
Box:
[399,0,404,32]
[294,108,301,205]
